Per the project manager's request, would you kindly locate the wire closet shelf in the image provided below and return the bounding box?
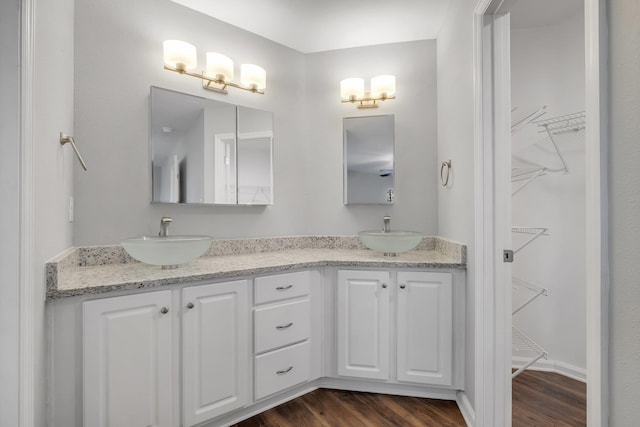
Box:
[511,109,585,196]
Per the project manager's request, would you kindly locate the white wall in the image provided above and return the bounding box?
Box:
[73,0,439,244]
[436,0,479,410]
[608,0,640,423]
[0,1,21,424]
[510,13,586,373]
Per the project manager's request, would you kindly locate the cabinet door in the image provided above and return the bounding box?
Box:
[337,270,390,380]
[397,271,453,386]
[83,290,173,427]
[182,280,249,427]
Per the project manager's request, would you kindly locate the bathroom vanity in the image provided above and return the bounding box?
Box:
[46,237,465,427]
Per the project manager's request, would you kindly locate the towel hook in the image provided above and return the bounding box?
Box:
[440,160,451,187]
[60,132,88,171]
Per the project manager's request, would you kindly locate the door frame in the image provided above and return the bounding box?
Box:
[472,0,609,426]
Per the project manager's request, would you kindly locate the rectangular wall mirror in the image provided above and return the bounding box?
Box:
[343,115,395,205]
[150,86,273,205]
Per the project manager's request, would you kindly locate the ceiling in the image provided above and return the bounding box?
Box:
[170,0,584,53]
[170,0,451,53]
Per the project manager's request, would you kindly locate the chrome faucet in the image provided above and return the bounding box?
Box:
[383,215,391,232]
[159,216,172,237]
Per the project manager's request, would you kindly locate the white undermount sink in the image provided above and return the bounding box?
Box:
[358,230,423,256]
[121,235,212,268]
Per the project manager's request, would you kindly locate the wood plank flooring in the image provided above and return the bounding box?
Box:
[512,371,586,426]
[234,371,586,426]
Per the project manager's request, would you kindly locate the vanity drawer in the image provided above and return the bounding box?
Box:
[254,340,311,400]
[254,271,311,305]
[254,299,310,354]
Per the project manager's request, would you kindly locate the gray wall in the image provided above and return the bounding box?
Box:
[0,1,21,424]
[305,40,438,234]
[511,12,586,375]
[436,0,478,410]
[608,0,640,423]
[36,0,76,425]
[73,0,439,245]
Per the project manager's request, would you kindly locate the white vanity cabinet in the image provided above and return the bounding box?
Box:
[182,280,249,427]
[83,290,173,427]
[396,271,453,386]
[61,264,461,427]
[337,270,456,388]
[337,270,391,380]
[253,271,315,400]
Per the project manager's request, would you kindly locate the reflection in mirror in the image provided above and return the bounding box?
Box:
[238,106,273,204]
[150,86,274,205]
[343,115,395,205]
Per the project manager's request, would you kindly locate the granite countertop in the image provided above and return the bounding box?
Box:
[46,236,466,299]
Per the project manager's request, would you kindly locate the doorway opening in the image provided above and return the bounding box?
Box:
[473,0,607,425]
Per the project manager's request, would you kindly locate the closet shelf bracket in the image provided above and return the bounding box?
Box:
[512,277,549,315]
[512,326,548,379]
[511,227,549,254]
[511,105,548,135]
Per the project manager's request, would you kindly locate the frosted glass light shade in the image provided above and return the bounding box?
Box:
[163,40,197,71]
[340,78,365,100]
[371,75,396,98]
[240,64,266,90]
[206,52,234,82]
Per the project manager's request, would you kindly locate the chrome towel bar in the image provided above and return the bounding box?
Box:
[60,132,88,171]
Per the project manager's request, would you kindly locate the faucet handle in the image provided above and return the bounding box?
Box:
[161,216,173,224]
[383,215,391,232]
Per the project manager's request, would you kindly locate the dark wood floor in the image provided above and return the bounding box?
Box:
[512,371,586,426]
[234,371,586,426]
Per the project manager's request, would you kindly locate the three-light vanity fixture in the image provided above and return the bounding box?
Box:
[163,40,266,95]
[340,75,396,108]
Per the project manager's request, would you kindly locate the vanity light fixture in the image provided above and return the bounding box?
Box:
[163,40,266,95]
[340,75,396,108]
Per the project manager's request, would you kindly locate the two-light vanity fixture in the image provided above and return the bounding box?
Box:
[340,75,396,108]
[163,40,266,95]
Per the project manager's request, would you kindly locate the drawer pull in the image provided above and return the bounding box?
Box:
[275,285,293,291]
[276,366,294,375]
[276,322,294,330]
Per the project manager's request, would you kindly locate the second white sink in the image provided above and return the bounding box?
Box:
[358,230,423,255]
[122,235,212,268]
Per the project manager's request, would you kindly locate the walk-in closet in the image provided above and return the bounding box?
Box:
[509,0,587,424]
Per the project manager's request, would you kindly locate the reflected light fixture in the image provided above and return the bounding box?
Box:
[163,40,266,95]
[340,75,396,108]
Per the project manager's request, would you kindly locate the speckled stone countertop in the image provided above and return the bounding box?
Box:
[46,236,466,299]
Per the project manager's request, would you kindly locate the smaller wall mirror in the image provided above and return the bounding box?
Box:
[150,87,273,205]
[343,115,395,205]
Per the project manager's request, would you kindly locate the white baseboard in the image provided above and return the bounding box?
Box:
[456,391,475,427]
[512,357,587,383]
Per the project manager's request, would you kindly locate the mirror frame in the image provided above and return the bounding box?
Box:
[343,114,396,205]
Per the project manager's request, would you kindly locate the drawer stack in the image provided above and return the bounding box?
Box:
[253,271,312,400]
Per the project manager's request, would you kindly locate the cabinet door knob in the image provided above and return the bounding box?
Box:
[160,306,169,314]
[382,283,387,289]
[186,302,195,309]
[400,284,406,289]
